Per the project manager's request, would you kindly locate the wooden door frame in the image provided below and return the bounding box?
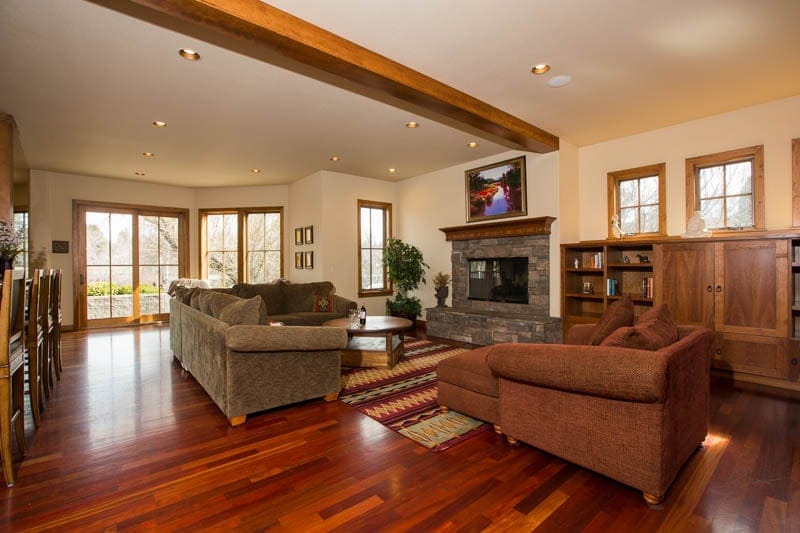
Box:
[72,200,189,330]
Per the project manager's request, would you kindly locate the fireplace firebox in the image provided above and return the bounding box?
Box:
[467,257,528,304]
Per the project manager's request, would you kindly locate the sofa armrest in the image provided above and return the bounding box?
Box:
[226,325,348,352]
[564,323,596,345]
[332,295,357,315]
[487,343,668,402]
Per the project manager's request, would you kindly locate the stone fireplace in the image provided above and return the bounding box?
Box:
[426,217,561,345]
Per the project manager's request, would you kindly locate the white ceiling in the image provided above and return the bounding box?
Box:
[1,0,799,188]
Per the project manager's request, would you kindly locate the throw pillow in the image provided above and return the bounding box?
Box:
[589,294,634,345]
[218,296,268,326]
[197,291,216,315]
[208,292,243,319]
[600,304,679,351]
[313,293,332,312]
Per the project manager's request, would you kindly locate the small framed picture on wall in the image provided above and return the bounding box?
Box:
[294,251,304,269]
[294,228,304,246]
[304,225,314,244]
[304,251,314,269]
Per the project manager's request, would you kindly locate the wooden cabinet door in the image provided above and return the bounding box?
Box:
[654,242,715,328]
[714,240,789,337]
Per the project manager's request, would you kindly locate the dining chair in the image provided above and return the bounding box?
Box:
[25,269,46,426]
[40,270,52,399]
[49,269,63,381]
[0,269,28,486]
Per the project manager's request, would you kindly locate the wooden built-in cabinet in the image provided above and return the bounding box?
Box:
[562,233,800,390]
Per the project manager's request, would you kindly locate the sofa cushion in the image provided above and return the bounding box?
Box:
[232,282,287,315]
[197,291,217,315]
[189,288,209,310]
[285,282,335,313]
[218,296,268,326]
[437,346,498,398]
[272,312,342,326]
[313,293,332,312]
[589,294,634,345]
[208,292,244,319]
[600,304,679,351]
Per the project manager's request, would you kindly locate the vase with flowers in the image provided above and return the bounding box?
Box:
[433,272,451,308]
[0,219,23,277]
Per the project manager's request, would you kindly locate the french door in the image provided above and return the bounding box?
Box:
[73,201,189,329]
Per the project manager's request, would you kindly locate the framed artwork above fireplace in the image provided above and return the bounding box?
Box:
[465,155,527,223]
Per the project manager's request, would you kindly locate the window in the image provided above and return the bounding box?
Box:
[358,200,391,297]
[200,207,283,288]
[13,211,28,278]
[686,145,764,231]
[607,163,666,237]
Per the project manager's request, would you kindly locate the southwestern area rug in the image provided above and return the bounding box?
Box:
[339,337,492,452]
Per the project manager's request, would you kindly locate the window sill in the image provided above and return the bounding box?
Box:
[358,289,393,298]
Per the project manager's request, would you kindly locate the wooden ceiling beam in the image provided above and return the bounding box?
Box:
[122,0,559,153]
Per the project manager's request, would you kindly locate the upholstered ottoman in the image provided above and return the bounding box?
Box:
[436,346,501,433]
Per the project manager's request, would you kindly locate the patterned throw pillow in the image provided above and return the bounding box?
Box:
[313,293,332,312]
[600,304,679,351]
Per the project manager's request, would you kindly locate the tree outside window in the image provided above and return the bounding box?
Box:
[358,200,392,297]
[607,163,666,237]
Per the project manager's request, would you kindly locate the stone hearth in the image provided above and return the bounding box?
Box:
[425,217,562,345]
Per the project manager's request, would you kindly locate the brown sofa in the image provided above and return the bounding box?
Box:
[169,291,348,426]
[486,324,714,504]
[228,281,356,325]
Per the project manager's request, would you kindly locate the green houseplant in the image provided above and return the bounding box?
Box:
[383,238,429,320]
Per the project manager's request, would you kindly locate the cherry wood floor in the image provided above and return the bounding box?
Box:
[1,325,798,531]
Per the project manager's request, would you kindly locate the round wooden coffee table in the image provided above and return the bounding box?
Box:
[324,316,413,369]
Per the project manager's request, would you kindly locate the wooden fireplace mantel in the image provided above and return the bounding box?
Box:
[439,216,556,241]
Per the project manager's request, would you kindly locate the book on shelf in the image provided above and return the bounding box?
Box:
[589,252,603,269]
[641,277,653,299]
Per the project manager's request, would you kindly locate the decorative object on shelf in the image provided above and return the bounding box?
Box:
[465,155,527,223]
[304,250,314,269]
[573,257,580,269]
[623,256,631,264]
[582,281,593,294]
[0,219,23,275]
[304,225,314,244]
[611,214,623,239]
[433,272,451,308]
[636,254,650,263]
[682,210,712,238]
[383,238,429,320]
[294,227,304,246]
[294,251,304,269]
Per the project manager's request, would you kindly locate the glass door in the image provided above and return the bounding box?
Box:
[75,202,188,330]
[85,210,135,326]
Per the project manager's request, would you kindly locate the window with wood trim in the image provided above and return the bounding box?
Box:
[358,200,392,297]
[607,163,666,237]
[686,145,764,231]
[200,207,283,287]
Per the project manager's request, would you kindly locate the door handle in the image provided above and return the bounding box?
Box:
[706,285,712,292]
[715,285,722,292]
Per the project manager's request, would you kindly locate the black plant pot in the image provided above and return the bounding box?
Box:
[434,286,449,308]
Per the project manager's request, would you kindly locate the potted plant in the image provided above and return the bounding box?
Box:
[383,238,429,322]
[433,272,451,308]
[0,219,23,275]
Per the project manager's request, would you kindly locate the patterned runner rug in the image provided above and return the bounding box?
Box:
[339,337,491,452]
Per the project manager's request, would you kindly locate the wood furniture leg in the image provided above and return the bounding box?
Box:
[493,424,502,435]
[0,378,14,486]
[228,415,246,426]
[506,435,519,446]
[643,492,662,505]
[11,365,25,456]
[323,392,339,401]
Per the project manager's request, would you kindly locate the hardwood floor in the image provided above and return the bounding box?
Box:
[1,324,798,531]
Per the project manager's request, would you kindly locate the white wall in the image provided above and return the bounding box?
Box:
[578,94,800,241]
[398,150,561,317]
[287,171,323,284]
[29,170,196,326]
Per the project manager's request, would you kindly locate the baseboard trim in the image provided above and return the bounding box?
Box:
[711,369,800,392]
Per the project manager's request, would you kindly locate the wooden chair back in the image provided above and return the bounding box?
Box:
[25,269,46,426]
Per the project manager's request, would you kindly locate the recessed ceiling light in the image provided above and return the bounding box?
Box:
[548,75,572,88]
[467,141,479,148]
[135,172,146,176]
[388,168,396,173]
[251,168,261,173]
[152,120,167,128]
[531,63,551,75]
[142,152,155,157]
[329,156,340,161]
[405,121,419,128]
[179,48,200,61]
